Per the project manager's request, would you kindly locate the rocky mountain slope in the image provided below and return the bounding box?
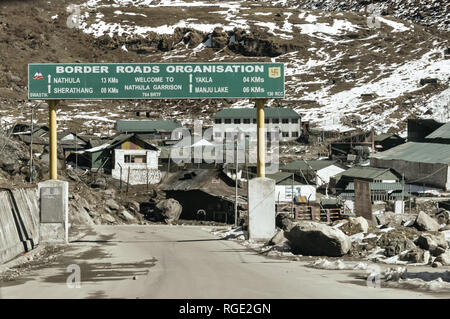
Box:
[0,0,449,136]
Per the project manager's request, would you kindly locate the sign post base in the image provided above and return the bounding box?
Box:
[38,180,69,244]
[248,177,275,241]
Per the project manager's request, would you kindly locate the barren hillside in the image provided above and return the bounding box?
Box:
[0,0,449,136]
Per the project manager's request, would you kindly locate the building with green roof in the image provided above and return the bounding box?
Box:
[280,159,347,187]
[115,120,184,141]
[212,107,301,142]
[371,141,450,190]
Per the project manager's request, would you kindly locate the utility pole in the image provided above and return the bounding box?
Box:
[291,173,295,217]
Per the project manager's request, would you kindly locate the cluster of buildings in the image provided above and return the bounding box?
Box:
[11,108,450,223]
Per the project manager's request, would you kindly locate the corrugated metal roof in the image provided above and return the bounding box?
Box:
[371,142,450,164]
[213,107,300,119]
[425,122,450,139]
[116,120,182,133]
[266,172,306,185]
[334,166,395,180]
[280,160,340,171]
[158,169,245,200]
[345,182,403,191]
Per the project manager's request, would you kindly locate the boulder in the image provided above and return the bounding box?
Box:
[435,250,450,266]
[384,238,416,257]
[126,200,141,214]
[102,213,116,223]
[268,229,286,246]
[105,198,120,211]
[414,211,440,232]
[119,209,136,223]
[376,212,416,227]
[155,198,182,223]
[416,233,448,256]
[275,212,294,231]
[349,216,369,233]
[400,248,431,264]
[435,209,449,225]
[284,221,351,257]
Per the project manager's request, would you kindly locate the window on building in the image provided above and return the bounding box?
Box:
[282,118,289,124]
[215,132,222,138]
[282,132,289,137]
[292,119,299,124]
[292,132,299,137]
[234,119,241,124]
[253,119,257,124]
[225,119,232,124]
[215,119,222,124]
[124,155,147,163]
[272,118,279,124]
[265,118,270,124]
[243,118,251,124]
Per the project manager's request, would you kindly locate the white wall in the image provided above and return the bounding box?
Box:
[111,149,161,185]
[316,165,347,186]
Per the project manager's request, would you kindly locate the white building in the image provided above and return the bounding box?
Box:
[280,160,347,187]
[213,107,302,142]
[268,172,316,202]
[110,135,161,185]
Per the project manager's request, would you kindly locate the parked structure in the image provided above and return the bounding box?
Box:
[280,160,347,187]
[212,107,301,142]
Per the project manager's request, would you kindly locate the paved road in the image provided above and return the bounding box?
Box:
[0,225,446,299]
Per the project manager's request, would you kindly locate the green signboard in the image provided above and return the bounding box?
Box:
[28,63,284,100]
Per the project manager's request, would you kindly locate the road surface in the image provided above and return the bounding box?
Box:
[0,225,446,299]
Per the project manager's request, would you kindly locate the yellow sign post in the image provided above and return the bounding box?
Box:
[254,99,267,178]
[46,100,59,180]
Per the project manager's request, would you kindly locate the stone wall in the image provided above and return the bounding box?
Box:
[0,187,39,264]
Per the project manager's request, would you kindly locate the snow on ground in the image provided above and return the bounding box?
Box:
[309,258,368,270]
[69,0,450,134]
[382,267,450,292]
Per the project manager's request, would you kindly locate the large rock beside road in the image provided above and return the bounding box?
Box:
[155,198,182,223]
[284,221,351,257]
[400,248,431,264]
[119,209,136,223]
[416,233,448,256]
[384,238,416,257]
[435,251,450,266]
[268,229,286,246]
[341,216,369,235]
[105,198,120,211]
[414,211,441,232]
[376,212,416,227]
[275,212,294,231]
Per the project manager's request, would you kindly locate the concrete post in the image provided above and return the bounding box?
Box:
[248,177,275,241]
[38,180,69,244]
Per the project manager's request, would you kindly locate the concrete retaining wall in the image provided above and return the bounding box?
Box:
[0,187,39,264]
